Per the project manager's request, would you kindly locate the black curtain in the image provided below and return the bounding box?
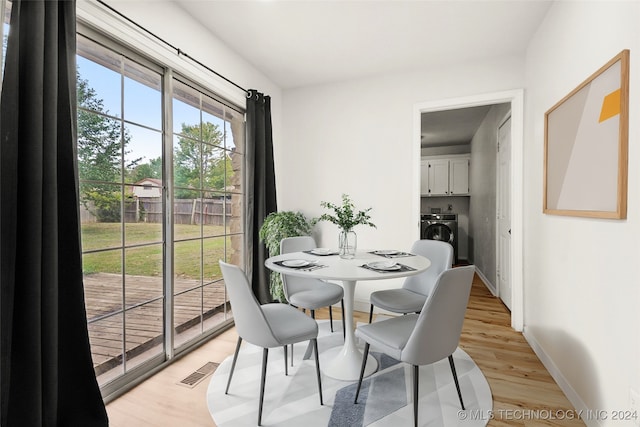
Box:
[245,90,277,304]
[0,1,108,426]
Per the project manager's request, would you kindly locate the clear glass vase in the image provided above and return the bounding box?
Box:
[339,229,357,259]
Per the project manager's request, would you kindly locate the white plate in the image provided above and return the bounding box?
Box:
[311,248,333,255]
[374,249,400,255]
[282,259,310,268]
[366,261,401,271]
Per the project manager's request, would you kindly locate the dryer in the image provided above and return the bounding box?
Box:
[421,213,458,263]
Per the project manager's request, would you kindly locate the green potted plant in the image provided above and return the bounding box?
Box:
[316,194,376,259]
[259,210,313,301]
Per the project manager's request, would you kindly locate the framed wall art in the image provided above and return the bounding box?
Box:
[544,49,629,219]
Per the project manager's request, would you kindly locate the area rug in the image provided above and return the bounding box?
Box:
[207,320,492,426]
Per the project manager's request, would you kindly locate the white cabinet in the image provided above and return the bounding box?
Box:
[427,159,450,196]
[449,158,470,195]
[421,156,470,196]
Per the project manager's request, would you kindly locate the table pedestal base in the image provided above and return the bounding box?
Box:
[320,345,378,381]
[317,279,379,381]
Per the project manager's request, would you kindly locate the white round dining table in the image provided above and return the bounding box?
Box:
[265,250,431,381]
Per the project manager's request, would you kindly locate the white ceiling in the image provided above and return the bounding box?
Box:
[175,0,553,90]
[173,0,552,146]
[421,104,494,147]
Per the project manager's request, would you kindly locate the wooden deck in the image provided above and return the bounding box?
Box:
[83,273,230,377]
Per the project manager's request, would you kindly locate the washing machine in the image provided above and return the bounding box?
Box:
[421,213,458,264]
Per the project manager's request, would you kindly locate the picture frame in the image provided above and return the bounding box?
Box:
[543,49,629,219]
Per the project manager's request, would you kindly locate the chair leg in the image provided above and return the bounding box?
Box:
[291,343,294,367]
[258,348,269,426]
[368,304,374,323]
[413,365,419,427]
[341,300,345,340]
[354,342,370,403]
[329,305,334,332]
[310,309,315,319]
[448,355,465,410]
[225,336,242,394]
[312,338,323,405]
[284,345,288,376]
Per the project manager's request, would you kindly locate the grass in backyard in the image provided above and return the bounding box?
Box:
[81,222,229,279]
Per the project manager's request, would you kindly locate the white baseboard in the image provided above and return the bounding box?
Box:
[331,298,375,314]
[522,328,600,427]
[353,298,400,317]
[475,268,497,295]
[353,298,370,313]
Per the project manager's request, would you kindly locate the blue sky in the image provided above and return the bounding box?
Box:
[77,55,236,167]
[77,55,163,165]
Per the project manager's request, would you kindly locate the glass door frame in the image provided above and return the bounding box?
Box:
[77,24,242,402]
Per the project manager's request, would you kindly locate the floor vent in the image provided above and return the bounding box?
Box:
[178,361,219,388]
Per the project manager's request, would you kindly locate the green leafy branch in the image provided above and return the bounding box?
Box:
[316,194,376,232]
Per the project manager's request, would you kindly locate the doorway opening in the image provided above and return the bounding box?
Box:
[413,90,524,331]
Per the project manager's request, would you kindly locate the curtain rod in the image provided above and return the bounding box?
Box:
[95,0,249,96]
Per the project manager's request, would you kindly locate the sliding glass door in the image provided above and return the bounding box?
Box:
[171,79,244,349]
[76,31,243,392]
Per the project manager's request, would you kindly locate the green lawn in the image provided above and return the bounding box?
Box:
[81,222,228,279]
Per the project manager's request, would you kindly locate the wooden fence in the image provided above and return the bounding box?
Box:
[80,197,232,225]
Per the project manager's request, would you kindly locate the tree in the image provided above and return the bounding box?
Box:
[77,72,123,184]
[77,71,134,222]
[128,156,162,183]
[173,122,231,198]
[207,154,232,191]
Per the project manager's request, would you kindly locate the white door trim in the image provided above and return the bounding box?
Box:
[413,89,524,331]
[497,113,512,309]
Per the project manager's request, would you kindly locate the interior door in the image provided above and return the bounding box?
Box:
[497,116,512,310]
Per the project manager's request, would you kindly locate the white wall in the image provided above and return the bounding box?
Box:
[281,57,525,309]
[523,2,640,425]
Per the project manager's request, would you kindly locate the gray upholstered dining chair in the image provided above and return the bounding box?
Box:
[280,236,345,338]
[368,239,454,323]
[219,260,323,426]
[354,265,475,427]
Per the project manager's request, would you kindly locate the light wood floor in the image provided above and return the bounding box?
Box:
[105,275,585,426]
